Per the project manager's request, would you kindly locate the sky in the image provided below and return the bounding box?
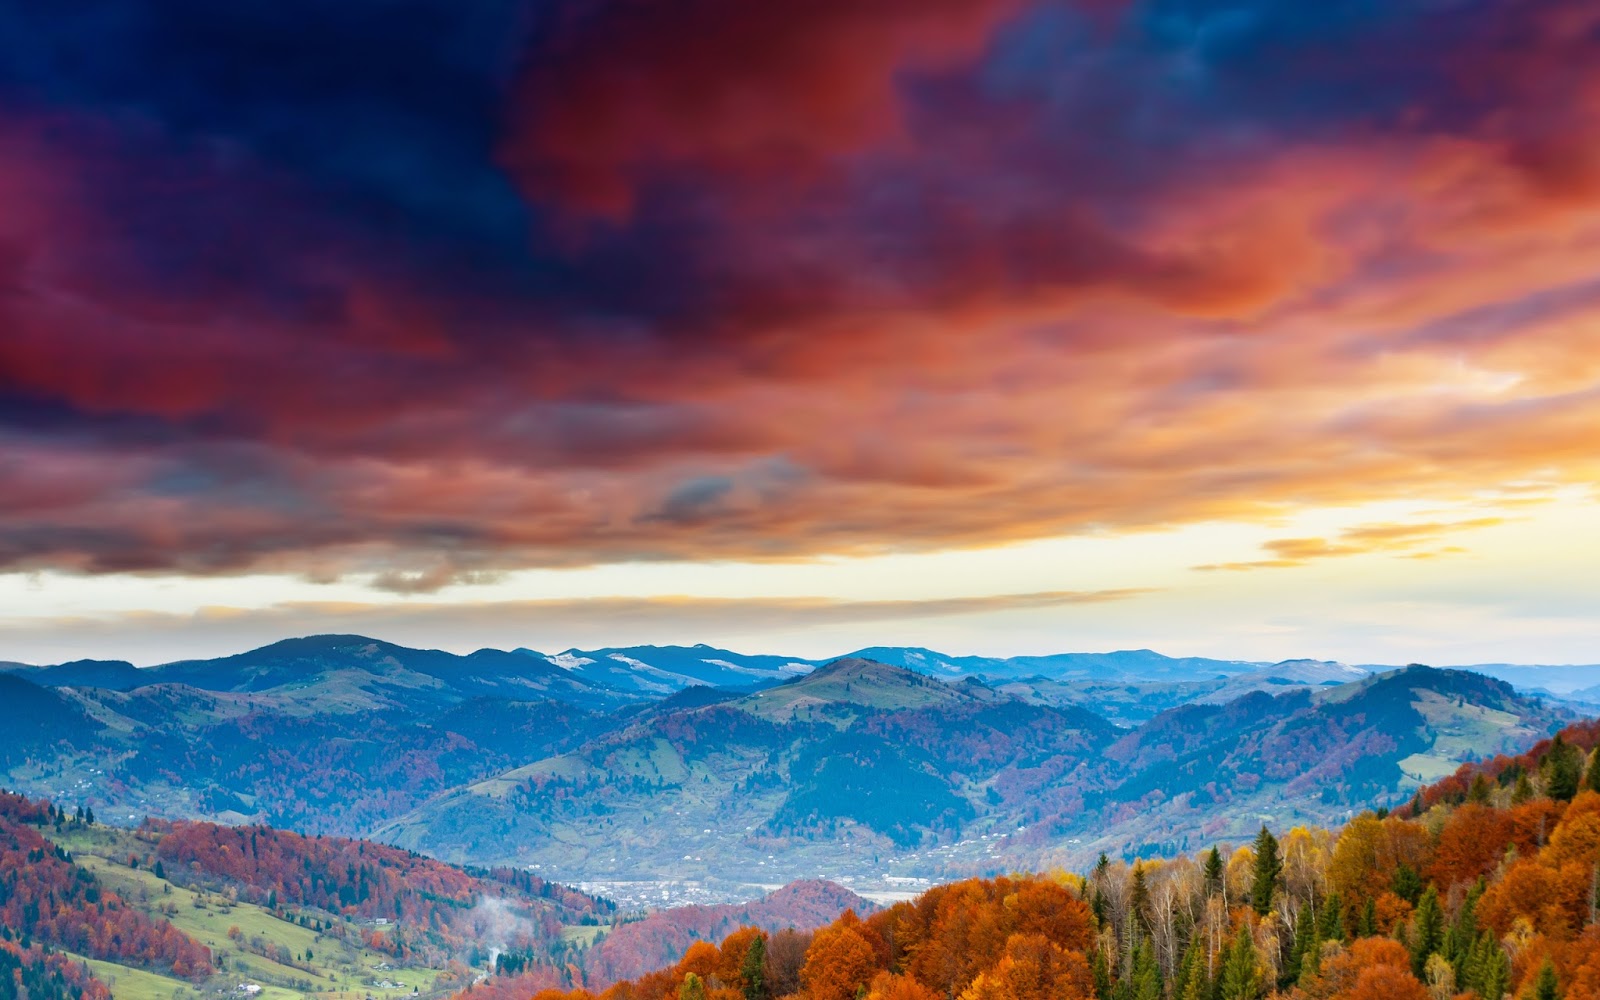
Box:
[1,0,1599,666]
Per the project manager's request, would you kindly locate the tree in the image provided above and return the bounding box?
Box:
[1513,771,1535,804]
[1319,892,1343,942]
[740,934,767,1000]
[1588,750,1600,795]
[678,973,707,1000]
[1533,958,1562,1000]
[1251,827,1281,916]
[1469,773,1493,805]
[1408,887,1443,977]
[1204,848,1223,896]
[1292,906,1322,985]
[1547,735,1584,802]
[1217,927,1261,1000]
[799,923,878,1000]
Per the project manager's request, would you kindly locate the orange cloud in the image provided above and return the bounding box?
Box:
[1193,518,1508,572]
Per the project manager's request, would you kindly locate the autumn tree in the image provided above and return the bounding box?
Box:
[799,918,879,1000]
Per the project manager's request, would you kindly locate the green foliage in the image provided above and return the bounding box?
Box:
[1091,947,1112,1000]
[1218,927,1261,1000]
[1545,735,1583,802]
[1284,907,1314,987]
[741,935,767,1000]
[679,972,707,1000]
[1588,749,1600,794]
[1460,931,1510,1000]
[1250,827,1280,916]
[1392,861,1423,905]
[1533,958,1561,1000]
[1203,848,1223,896]
[1409,886,1442,976]
[1318,893,1343,942]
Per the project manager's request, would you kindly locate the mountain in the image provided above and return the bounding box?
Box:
[840,646,1266,682]
[0,635,630,711]
[0,673,99,766]
[518,644,814,695]
[372,658,1119,879]
[0,634,1574,904]
[373,659,1561,891]
[1451,662,1600,695]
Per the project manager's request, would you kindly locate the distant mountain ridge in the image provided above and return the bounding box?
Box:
[9,634,1598,700]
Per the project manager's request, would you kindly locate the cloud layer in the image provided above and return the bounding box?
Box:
[2,0,1600,590]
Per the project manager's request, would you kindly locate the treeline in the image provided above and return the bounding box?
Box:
[148,818,607,963]
[462,721,1600,1000]
[0,793,213,979]
[0,940,111,1000]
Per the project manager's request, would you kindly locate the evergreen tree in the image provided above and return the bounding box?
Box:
[1409,886,1443,976]
[1358,897,1377,937]
[1319,893,1343,942]
[1129,939,1160,1000]
[1468,773,1493,804]
[1513,771,1535,804]
[1091,946,1113,1000]
[1588,749,1600,795]
[1130,865,1152,937]
[1463,932,1510,1000]
[741,934,767,1000]
[1175,940,1205,1000]
[1204,847,1224,896]
[679,973,707,1000]
[1218,927,1261,1000]
[1392,862,1423,905]
[1250,827,1281,916]
[1533,958,1561,1000]
[1547,735,1583,802]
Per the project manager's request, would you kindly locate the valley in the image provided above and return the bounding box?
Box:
[4,636,1594,904]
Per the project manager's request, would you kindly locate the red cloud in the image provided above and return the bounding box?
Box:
[500,0,1032,216]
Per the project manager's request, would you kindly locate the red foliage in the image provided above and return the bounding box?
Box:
[0,794,213,979]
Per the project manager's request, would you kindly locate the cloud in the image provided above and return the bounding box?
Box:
[0,589,1155,663]
[1192,518,1508,572]
[1,1,1600,591]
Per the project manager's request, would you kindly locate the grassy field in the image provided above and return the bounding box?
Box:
[47,826,459,1000]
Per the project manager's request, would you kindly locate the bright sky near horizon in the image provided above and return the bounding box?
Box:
[2,1,1600,666]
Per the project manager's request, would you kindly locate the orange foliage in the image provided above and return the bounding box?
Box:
[866,971,942,1000]
[1428,803,1513,887]
[800,915,882,1000]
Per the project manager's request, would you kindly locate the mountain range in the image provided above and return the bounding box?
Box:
[1,633,1587,903]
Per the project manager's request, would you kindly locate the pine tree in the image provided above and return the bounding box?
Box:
[1130,939,1160,1000]
[1533,958,1561,1000]
[1092,947,1113,1000]
[1218,926,1261,1000]
[1513,771,1535,804]
[679,973,707,1000]
[1409,886,1443,977]
[1130,865,1152,937]
[1469,773,1493,804]
[1358,897,1377,937]
[741,935,767,1000]
[1319,893,1343,942]
[1204,847,1224,896]
[1392,862,1423,905]
[1250,827,1281,916]
[1588,749,1600,794]
[1547,735,1583,802]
